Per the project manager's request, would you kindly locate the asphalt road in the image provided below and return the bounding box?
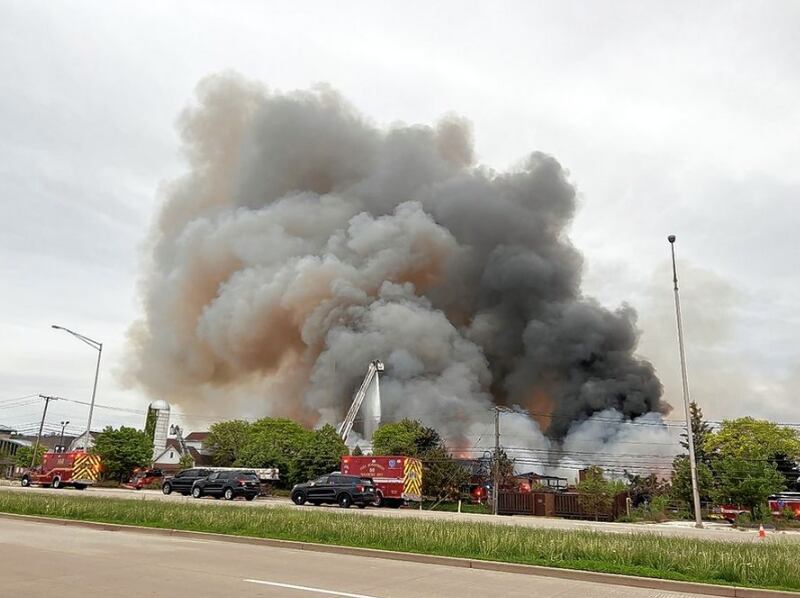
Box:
[1,517,719,598]
[3,484,796,543]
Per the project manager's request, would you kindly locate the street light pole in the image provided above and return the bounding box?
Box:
[51,325,103,451]
[668,235,704,529]
[59,420,70,453]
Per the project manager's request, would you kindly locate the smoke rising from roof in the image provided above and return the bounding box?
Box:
[126,73,668,447]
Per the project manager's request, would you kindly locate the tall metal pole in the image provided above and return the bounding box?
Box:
[493,407,500,516]
[668,235,704,528]
[51,325,102,452]
[85,344,102,450]
[59,421,70,453]
[31,395,54,469]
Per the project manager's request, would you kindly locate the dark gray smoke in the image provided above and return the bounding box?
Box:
[126,73,667,445]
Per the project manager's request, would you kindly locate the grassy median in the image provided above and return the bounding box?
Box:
[1,492,798,592]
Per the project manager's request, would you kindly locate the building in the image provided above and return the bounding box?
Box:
[152,431,213,473]
[0,425,23,478]
[67,431,101,452]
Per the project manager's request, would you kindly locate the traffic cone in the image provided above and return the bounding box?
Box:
[758,524,766,539]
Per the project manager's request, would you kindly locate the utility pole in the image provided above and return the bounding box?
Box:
[31,395,56,468]
[668,235,704,528]
[493,407,500,515]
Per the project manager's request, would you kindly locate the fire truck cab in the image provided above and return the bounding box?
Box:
[20,451,102,490]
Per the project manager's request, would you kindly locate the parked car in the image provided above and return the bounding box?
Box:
[191,470,260,501]
[161,468,212,496]
[291,473,376,508]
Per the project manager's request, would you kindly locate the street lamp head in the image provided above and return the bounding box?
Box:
[51,324,62,329]
[667,234,676,243]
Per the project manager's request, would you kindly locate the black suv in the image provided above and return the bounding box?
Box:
[291,473,376,508]
[191,470,260,501]
[161,468,212,496]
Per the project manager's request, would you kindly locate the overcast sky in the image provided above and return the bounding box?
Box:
[1,0,798,437]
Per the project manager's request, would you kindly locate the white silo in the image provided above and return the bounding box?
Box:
[146,400,171,461]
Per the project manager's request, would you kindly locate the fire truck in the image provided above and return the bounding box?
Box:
[340,455,422,508]
[718,493,800,522]
[20,451,102,490]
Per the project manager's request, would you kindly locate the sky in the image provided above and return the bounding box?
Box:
[1,0,798,438]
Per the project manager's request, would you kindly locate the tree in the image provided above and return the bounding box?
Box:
[714,456,785,517]
[237,418,313,487]
[352,445,363,456]
[625,472,668,507]
[577,466,625,520]
[490,448,515,485]
[178,453,195,469]
[372,419,441,456]
[92,426,153,482]
[680,402,713,464]
[206,420,251,466]
[670,455,714,508]
[421,446,469,501]
[14,445,46,468]
[705,418,800,462]
[705,418,800,491]
[290,424,348,485]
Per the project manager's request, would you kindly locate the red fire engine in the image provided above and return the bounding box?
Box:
[340,455,422,508]
[20,451,102,490]
[718,493,800,522]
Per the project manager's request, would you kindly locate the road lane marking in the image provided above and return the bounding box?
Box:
[244,579,380,597]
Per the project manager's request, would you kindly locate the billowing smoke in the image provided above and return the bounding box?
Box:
[127,73,668,453]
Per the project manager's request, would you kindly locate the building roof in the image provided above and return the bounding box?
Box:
[184,432,209,442]
[17,434,77,451]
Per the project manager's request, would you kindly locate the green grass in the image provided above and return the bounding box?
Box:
[1,492,798,592]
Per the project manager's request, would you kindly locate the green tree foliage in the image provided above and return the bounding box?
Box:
[422,446,469,501]
[371,419,440,456]
[290,424,348,485]
[670,455,714,508]
[352,445,363,456]
[680,402,713,463]
[206,420,251,466]
[577,466,625,520]
[490,448,516,485]
[178,453,195,469]
[237,418,313,487]
[625,472,668,506]
[91,426,153,482]
[14,445,46,468]
[705,417,800,462]
[714,456,785,517]
[706,417,800,492]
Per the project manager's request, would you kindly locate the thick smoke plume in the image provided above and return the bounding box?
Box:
[127,73,667,454]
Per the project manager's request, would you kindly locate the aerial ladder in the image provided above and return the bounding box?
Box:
[338,359,384,443]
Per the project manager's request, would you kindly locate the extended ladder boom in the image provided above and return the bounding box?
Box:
[338,360,384,442]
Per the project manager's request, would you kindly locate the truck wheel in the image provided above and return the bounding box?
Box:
[223,488,234,501]
[52,476,62,489]
[373,493,384,508]
[162,483,172,495]
[21,476,31,487]
[338,493,352,509]
[192,486,203,499]
[245,495,256,501]
[74,484,87,490]
[291,491,307,506]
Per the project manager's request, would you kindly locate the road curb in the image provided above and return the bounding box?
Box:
[0,512,796,597]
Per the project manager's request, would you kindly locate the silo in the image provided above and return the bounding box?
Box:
[145,400,171,460]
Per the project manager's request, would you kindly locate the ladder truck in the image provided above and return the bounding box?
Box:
[337,359,384,444]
